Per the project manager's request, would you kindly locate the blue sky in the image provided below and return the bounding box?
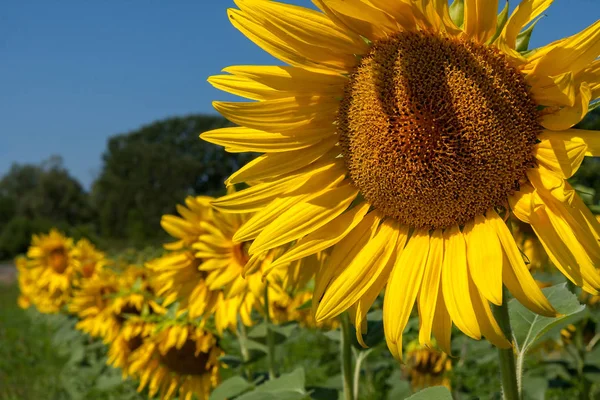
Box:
[1,0,598,189]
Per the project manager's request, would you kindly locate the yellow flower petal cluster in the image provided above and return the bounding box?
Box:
[17,229,106,313]
[69,264,165,342]
[205,0,600,358]
[149,193,320,334]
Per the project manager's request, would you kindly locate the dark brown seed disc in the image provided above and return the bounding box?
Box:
[338,31,541,229]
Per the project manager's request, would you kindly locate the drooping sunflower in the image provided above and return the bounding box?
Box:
[107,317,156,377]
[204,0,600,358]
[127,323,222,400]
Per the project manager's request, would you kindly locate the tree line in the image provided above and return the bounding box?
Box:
[0,115,254,259]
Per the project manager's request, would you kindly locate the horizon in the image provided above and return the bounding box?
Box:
[2,0,599,189]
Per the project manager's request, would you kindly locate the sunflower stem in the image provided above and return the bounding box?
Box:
[493,286,520,400]
[263,282,277,379]
[237,317,252,380]
[340,313,355,400]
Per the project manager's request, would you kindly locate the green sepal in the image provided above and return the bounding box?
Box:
[489,1,510,44]
[517,15,545,53]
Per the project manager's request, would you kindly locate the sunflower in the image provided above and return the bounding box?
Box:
[269,288,338,329]
[71,238,107,280]
[404,340,452,391]
[204,0,600,358]
[70,264,165,342]
[107,317,156,377]
[127,323,222,400]
[15,255,36,309]
[149,194,318,334]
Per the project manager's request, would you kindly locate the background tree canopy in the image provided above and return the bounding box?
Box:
[0,115,254,258]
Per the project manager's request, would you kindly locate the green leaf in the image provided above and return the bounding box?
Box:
[219,355,244,368]
[209,376,253,400]
[248,322,295,344]
[449,0,464,28]
[405,386,453,400]
[522,375,548,400]
[94,374,124,392]
[516,15,544,53]
[296,299,312,311]
[236,368,308,400]
[510,283,586,355]
[386,370,411,400]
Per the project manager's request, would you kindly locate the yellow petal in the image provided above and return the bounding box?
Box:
[468,275,511,349]
[441,225,481,340]
[249,183,359,254]
[227,7,355,72]
[384,229,430,360]
[541,82,592,131]
[316,219,400,321]
[432,285,452,355]
[463,0,499,43]
[508,183,541,224]
[576,59,600,101]
[319,0,399,40]
[313,211,382,315]
[501,0,553,49]
[417,230,444,347]
[201,126,326,154]
[527,19,600,77]
[267,202,371,272]
[538,128,600,157]
[529,71,576,107]
[534,133,588,178]
[213,95,338,133]
[226,137,337,185]
[212,158,345,213]
[464,214,503,306]
[365,0,419,31]
[488,209,557,316]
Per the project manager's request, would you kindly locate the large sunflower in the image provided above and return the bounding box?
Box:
[127,323,222,400]
[204,0,600,358]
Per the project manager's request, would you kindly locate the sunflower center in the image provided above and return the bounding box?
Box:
[338,32,540,229]
[160,339,210,376]
[49,248,68,273]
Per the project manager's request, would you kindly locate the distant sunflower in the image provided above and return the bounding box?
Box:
[405,340,452,391]
[107,317,155,377]
[71,238,106,281]
[149,195,318,334]
[128,324,222,400]
[70,264,165,342]
[205,0,600,357]
[269,288,338,330]
[15,256,36,309]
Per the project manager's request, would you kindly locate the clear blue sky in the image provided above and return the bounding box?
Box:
[1,0,598,189]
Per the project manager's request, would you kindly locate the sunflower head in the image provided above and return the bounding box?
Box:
[128,324,222,400]
[71,238,106,279]
[405,340,452,391]
[206,0,600,359]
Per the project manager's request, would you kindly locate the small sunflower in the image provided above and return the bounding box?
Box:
[405,340,452,391]
[15,255,36,309]
[205,0,600,357]
[107,317,156,377]
[71,238,107,280]
[70,264,165,342]
[269,288,338,330]
[128,323,222,400]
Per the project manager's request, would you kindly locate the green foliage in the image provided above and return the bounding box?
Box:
[0,283,143,400]
[0,156,94,259]
[405,386,453,400]
[91,115,254,243]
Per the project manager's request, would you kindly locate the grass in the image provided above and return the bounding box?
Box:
[0,283,68,400]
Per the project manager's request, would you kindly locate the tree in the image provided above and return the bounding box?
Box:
[90,115,254,241]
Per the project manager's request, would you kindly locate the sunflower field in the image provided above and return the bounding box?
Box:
[4,0,600,399]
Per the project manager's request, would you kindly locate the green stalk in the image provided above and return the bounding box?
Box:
[237,317,252,380]
[263,283,276,379]
[493,286,520,400]
[340,313,355,400]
